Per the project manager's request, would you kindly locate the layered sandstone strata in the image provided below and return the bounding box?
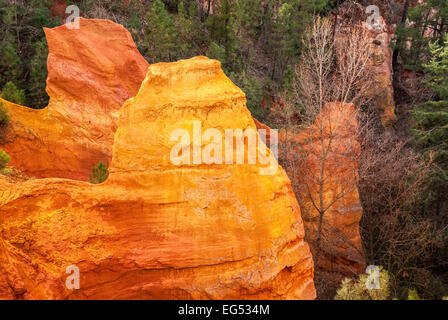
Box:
[0,18,149,180]
[0,57,315,300]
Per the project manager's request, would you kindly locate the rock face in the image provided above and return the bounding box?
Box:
[0,18,149,180]
[50,0,67,18]
[295,103,365,288]
[365,15,397,127]
[257,102,365,295]
[336,2,396,128]
[0,57,315,300]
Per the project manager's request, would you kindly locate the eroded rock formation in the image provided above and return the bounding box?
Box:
[50,0,67,18]
[256,102,365,295]
[336,2,397,127]
[365,15,397,127]
[293,103,365,289]
[0,18,148,180]
[0,57,315,300]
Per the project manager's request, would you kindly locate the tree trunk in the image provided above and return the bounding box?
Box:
[314,211,324,266]
[332,0,340,43]
[392,0,410,70]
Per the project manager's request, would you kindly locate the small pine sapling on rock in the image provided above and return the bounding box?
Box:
[0,149,10,169]
[89,161,109,184]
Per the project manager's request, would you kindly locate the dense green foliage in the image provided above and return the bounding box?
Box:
[412,36,448,199]
[1,81,26,105]
[89,161,109,184]
[392,0,448,71]
[144,0,178,62]
[410,37,448,278]
[0,0,60,108]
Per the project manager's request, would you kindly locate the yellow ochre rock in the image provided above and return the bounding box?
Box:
[0,57,315,300]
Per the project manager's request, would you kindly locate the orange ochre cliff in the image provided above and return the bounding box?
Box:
[293,103,365,285]
[255,103,365,289]
[0,20,315,299]
[335,2,396,128]
[0,18,148,180]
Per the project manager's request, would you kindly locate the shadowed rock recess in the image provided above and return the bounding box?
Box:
[0,20,315,299]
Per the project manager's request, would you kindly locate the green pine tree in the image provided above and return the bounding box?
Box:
[1,82,26,105]
[392,0,448,71]
[424,37,448,99]
[175,1,203,59]
[0,0,59,108]
[144,0,179,62]
[411,36,448,209]
[89,162,109,184]
[270,0,329,81]
[0,40,22,87]
[205,0,239,72]
[28,39,50,109]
